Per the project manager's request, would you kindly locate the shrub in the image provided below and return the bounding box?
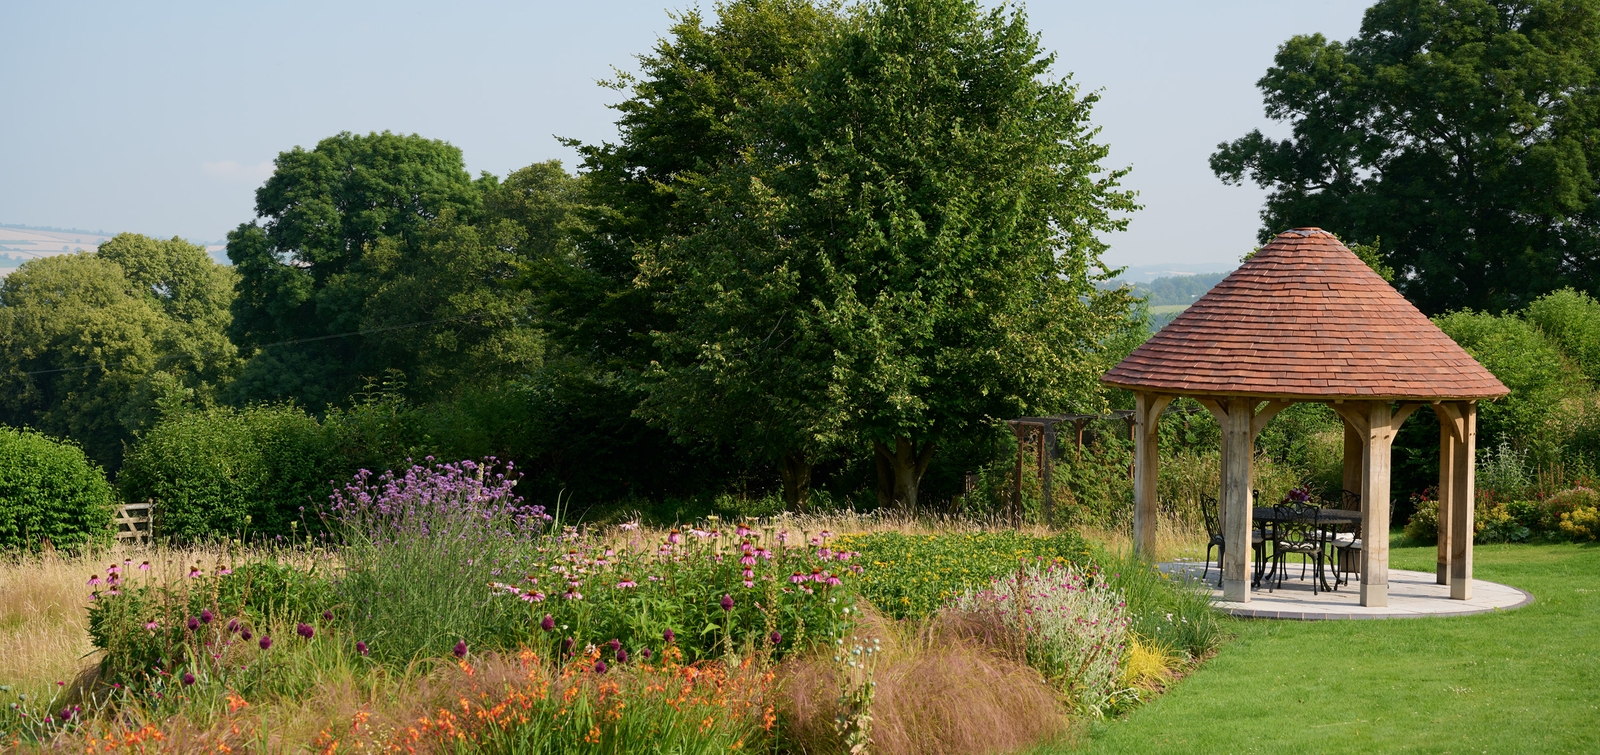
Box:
[835,531,1092,620]
[1558,507,1600,541]
[955,561,1129,716]
[0,426,115,550]
[119,405,332,540]
[1099,552,1223,660]
[1536,487,1600,534]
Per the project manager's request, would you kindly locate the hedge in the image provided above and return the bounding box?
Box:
[0,426,115,550]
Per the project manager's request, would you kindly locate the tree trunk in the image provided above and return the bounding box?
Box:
[873,436,937,512]
[875,444,894,508]
[779,452,813,512]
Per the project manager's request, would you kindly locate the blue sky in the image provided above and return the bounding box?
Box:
[0,1,1368,269]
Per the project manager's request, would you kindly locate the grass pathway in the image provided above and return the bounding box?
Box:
[1064,543,1599,754]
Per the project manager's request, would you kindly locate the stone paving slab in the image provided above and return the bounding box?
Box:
[1159,561,1533,620]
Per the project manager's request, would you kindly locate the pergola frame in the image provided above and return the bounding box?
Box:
[1131,391,1478,607]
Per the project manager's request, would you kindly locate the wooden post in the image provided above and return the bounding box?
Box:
[1359,401,1395,607]
[1451,402,1477,600]
[1132,393,1172,558]
[1011,424,1025,527]
[1219,398,1254,602]
[1436,414,1456,585]
[1041,422,1056,526]
[1342,419,1363,506]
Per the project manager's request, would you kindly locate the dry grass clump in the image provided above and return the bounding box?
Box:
[0,549,102,696]
[777,603,1068,755]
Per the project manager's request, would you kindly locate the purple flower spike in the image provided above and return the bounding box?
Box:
[608,639,621,652]
[181,672,195,686]
[241,628,253,641]
[720,594,734,612]
[297,623,315,639]
[770,630,782,646]
[323,610,334,622]
[616,647,628,663]
[540,614,555,632]
[259,635,272,650]
[593,660,607,674]
[226,618,240,634]
[453,640,468,659]
[562,637,575,655]
[186,617,200,631]
[356,641,369,656]
[200,609,214,625]
[663,628,675,644]
[641,647,653,660]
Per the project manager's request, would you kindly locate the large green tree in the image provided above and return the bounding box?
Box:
[642,0,1138,510]
[1212,0,1600,314]
[0,234,240,468]
[226,132,544,406]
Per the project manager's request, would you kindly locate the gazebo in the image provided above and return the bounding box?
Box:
[1102,228,1509,607]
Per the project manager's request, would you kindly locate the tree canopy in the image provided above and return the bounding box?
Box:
[1212,0,1600,314]
[637,0,1139,509]
[226,132,546,407]
[0,234,240,468]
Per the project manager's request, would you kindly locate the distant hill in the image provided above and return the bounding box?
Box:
[1100,270,1231,331]
[0,224,228,269]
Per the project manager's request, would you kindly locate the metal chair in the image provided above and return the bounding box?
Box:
[1199,494,1265,588]
[1265,503,1333,594]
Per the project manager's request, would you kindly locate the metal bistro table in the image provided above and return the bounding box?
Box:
[1251,506,1363,590]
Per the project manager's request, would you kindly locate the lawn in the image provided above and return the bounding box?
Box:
[1062,542,1600,754]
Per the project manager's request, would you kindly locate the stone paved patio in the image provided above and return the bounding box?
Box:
[1160,561,1533,620]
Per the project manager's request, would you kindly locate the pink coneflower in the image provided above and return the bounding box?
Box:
[809,567,825,582]
[144,620,160,632]
[188,565,202,578]
[521,591,546,602]
[218,566,233,576]
[616,578,638,589]
[667,530,682,545]
[741,568,754,580]
[453,640,468,659]
[107,564,121,576]
[790,571,807,584]
[736,523,752,537]
[562,588,583,600]
[619,521,640,531]
[86,574,101,587]
[740,553,756,566]
[296,623,314,639]
[818,548,833,559]
[755,547,772,560]
[819,530,833,540]
[825,573,842,587]
[139,561,151,571]
[743,579,755,588]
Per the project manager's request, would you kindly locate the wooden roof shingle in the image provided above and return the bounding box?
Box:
[1101,228,1509,400]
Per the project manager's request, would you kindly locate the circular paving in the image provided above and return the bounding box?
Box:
[1159,561,1534,620]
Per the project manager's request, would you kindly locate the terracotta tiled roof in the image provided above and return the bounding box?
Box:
[1102,228,1509,400]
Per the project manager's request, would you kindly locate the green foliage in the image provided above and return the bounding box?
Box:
[1213,0,1600,314]
[0,426,114,550]
[833,531,1093,620]
[1099,553,1223,661]
[0,235,240,469]
[1433,309,1582,451]
[1524,288,1600,385]
[118,405,333,541]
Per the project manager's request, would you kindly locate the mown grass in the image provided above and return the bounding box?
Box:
[1045,542,1600,754]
